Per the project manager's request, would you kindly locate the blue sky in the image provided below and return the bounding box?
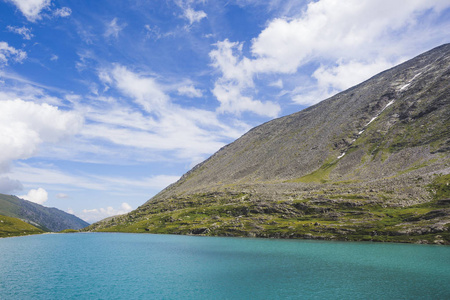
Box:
[0,0,449,223]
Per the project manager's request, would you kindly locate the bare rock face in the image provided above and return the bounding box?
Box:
[86,44,450,244]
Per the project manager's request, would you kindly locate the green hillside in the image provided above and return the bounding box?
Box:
[0,215,44,238]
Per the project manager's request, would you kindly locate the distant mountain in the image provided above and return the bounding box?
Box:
[0,215,44,238]
[0,193,89,232]
[86,44,450,244]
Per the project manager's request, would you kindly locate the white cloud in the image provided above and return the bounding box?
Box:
[56,193,69,199]
[177,85,203,98]
[19,187,48,205]
[50,54,58,61]
[0,78,63,106]
[210,39,281,117]
[212,81,280,117]
[0,62,247,172]
[250,0,450,70]
[81,202,133,222]
[0,176,23,193]
[209,0,450,109]
[183,7,207,24]
[106,65,169,112]
[94,66,248,161]
[90,174,181,190]
[104,18,127,39]
[6,26,34,40]
[0,99,83,172]
[175,0,207,25]
[0,42,27,65]
[54,7,71,17]
[292,59,394,105]
[67,207,74,214]
[291,87,335,106]
[144,24,162,40]
[270,79,283,89]
[312,59,394,91]
[8,0,51,22]
[121,202,132,211]
[7,163,180,192]
[210,40,253,87]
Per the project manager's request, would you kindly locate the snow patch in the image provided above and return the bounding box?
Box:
[337,152,346,159]
[398,72,422,92]
[366,116,378,126]
[365,100,395,127]
[339,99,396,159]
[384,100,395,109]
[399,83,410,91]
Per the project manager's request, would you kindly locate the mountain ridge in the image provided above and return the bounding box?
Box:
[85,43,450,244]
[0,193,89,232]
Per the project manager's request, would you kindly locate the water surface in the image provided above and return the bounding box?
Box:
[0,233,449,299]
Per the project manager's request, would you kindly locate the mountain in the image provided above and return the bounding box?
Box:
[0,193,89,232]
[85,44,450,244]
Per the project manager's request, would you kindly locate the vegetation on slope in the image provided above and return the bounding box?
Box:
[86,174,449,244]
[0,215,44,238]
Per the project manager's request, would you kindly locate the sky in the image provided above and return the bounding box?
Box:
[0,0,449,223]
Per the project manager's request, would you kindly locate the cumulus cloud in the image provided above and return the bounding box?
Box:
[81,202,133,223]
[104,18,127,39]
[0,42,27,65]
[210,39,281,117]
[8,0,51,22]
[19,187,48,205]
[54,7,71,17]
[6,26,34,40]
[292,59,394,105]
[312,60,394,91]
[177,85,203,98]
[210,0,450,108]
[0,176,23,193]
[0,99,83,172]
[212,81,280,117]
[250,0,450,70]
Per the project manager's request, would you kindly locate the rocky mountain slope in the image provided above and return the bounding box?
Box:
[86,44,450,244]
[0,193,89,232]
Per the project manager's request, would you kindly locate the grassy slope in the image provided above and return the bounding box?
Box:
[87,174,450,244]
[0,215,44,238]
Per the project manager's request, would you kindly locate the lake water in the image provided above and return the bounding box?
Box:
[0,233,449,299]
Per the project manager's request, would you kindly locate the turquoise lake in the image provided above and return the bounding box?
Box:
[0,233,449,299]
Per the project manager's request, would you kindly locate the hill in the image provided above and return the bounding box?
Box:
[0,193,89,232]
[85,44,450,244]
[0,215,44,238]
